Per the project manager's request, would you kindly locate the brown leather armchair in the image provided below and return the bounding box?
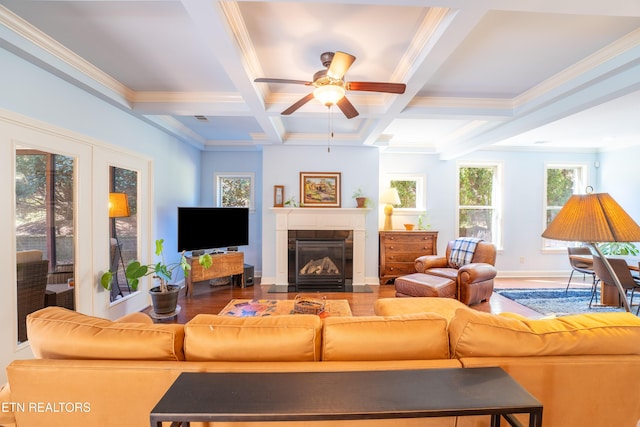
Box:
[414,240,497,305]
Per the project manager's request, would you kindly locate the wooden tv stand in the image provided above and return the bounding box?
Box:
[185,252,244,297]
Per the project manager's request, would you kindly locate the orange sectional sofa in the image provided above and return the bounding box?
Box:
[1,298,640,427]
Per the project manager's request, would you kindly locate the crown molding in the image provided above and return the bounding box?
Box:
[393,6,451,83]
[515,27,640,109]
[132,91,244,104]
[0,6,134,102]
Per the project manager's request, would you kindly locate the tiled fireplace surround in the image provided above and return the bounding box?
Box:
[270,208,369,292]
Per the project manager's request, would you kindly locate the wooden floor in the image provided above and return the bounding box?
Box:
[149,276,583,323]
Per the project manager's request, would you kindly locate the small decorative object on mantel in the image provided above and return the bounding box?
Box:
[284,196,299,207]
[300,172,341,208]
[404,224,414,231]
[274,185,284,207]
[293,294,326,315]
[352,186,368,208]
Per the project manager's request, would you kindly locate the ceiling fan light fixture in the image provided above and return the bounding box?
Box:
[313,84,345,106]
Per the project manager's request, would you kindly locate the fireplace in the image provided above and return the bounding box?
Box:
[288,230,352,292]
[270,208,368,293]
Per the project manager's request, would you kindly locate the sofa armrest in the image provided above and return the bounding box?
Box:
[415,255,448,273]
[458,263,497,285]
[0,382,16,426]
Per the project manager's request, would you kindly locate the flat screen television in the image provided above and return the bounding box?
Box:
[177,207,249,252]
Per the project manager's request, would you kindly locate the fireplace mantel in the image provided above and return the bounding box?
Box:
[270,208,370,292]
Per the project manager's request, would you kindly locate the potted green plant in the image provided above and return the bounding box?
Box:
[352,187,368,208]
[417,213,431,230]
[100,239,212,314]
[284,196,299,207]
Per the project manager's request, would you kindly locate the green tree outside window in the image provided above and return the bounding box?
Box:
[221,177,251,207]
[390,180,416,209]
[216,173,255,209]
[458,165,499,242]
[544,165,586,249]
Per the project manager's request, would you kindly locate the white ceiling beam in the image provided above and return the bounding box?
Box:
[438,30,640,159]
[439,62,640,159]
[362,4,492,146]
[179,0,285,144]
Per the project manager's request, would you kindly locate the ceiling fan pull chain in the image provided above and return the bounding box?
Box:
[327,106,333,153]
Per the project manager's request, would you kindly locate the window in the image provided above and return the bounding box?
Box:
[215,173,255,211]
[16,149,76,343]
[543,164,587,249]
[16,150,75,269]
[382,174,426,211]
[457,163,502,247]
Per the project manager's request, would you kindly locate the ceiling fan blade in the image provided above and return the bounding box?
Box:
[282,93,315,115]
[336,96,359,119]
[346,81,406,94]
[327,51,356,80]
[255,78,312,85]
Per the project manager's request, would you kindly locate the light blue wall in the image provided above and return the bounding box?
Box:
[200,150,263,272]
[381,150,599,275]
[598,145,640,220]
[260,145,380,281]
[0,45,203,382]
[238,143,606,278]
[0,47,201,257]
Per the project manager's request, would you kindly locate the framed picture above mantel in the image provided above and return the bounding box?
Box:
[300,172,341,208]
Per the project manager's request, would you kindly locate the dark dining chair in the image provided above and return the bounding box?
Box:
[566,246,596,292]
[591,256,640,311]
[17,258,49,342]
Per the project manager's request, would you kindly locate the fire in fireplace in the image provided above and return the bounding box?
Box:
[296,239,345,289]
[288,230,352,292]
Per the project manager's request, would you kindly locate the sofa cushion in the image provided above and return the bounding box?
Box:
[374,297,469,323]
[184,314,322,361]
[449,308,640,358]
[322,313,450,361]
[27,307,185,361]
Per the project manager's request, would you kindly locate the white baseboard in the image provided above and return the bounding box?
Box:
[496,270,571,278]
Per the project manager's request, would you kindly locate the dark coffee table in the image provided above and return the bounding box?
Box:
[150,367,542,427]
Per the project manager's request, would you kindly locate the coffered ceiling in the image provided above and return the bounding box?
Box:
[2,1,640,158]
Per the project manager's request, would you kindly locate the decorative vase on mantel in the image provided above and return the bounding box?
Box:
[355,197,367,208]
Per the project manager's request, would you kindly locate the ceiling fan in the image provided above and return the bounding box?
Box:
[255,51,406,119]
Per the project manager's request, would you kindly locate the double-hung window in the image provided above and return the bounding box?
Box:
[457,162,503,248]
[543,164,587,249]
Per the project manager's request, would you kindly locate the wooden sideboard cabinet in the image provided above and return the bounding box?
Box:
[185,252,244,297]
[379,231,438,285]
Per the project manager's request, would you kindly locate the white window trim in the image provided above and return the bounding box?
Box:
[456,161,504,250]
[214,172,255,212]
[381,173,427,214]
[542,163,588,252]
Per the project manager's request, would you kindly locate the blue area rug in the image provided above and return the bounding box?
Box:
[495,288,632,317]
